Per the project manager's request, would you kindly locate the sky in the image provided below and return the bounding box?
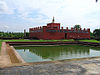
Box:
[0,0,100,32]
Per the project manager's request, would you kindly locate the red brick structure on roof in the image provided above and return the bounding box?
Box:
[29,18,90,40]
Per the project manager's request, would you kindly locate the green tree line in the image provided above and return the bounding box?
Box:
[0,32,29,38]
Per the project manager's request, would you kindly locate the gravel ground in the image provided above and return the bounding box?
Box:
[1,58,100,75]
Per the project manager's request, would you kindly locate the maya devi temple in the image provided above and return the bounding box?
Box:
[29,18,90,40]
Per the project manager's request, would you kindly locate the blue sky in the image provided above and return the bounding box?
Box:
[0,0,100,32]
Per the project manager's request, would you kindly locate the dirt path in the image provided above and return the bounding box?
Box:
[0,42,11,67]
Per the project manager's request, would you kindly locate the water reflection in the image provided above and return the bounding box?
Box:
[15,45,100,62]
[29,46,90,60]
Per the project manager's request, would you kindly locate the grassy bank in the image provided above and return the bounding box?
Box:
[0,40,3,51]
[3,39,74,42]
[79,40,100,43]
[0,39,100,51]
[0,39,74,50]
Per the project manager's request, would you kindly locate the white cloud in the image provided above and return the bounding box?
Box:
[0,25,9,31]
[4,25,9,29]
[12,0,100,20]
[1,0,100,32]
[0,1,13,14]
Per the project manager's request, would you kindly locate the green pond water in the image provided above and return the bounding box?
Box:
[15,45,100,62]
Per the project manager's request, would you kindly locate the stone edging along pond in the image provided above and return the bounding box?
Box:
[5,41,100,47]
[0,42,25,67]
[1,41,100,67]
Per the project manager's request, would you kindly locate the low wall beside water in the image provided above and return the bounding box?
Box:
[6,41,100,47]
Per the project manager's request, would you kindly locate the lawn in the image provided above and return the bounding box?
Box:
[3,39,74,42]
[79,40,100,43]
[0,40,3,51]
[0,39,74,50]
[0,39,100,51]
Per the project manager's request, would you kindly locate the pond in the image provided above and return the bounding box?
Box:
[15,45,100,62]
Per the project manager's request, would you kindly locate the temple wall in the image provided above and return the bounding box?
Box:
[29,23,90,40]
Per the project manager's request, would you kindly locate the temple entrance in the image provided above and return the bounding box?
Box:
[65,33,67,39]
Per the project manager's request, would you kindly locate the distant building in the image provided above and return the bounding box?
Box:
[24,29,26,37]
[29,18,90,40]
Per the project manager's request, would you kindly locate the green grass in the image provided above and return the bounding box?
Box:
[0,39,74,51]
[0,39,100,51]
[3,39,74,42]
[79,40,100,43]
[0,40,3,51]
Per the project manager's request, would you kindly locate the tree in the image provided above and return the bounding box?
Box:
[74,25,81,29]
[90,32,94,39]
[96,0,98,2]
[93,29,100,39]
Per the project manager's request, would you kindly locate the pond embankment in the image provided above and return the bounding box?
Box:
[1,41,100,74]
[0,42,11,67]
[6,41,100,47]
[0,42,25,67]
[0,41,100,67]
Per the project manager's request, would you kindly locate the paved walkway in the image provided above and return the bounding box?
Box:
[1,57,100,75]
